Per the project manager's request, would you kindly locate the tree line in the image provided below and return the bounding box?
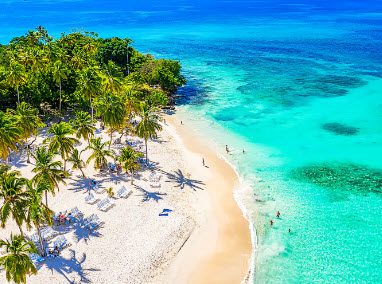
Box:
[0,27,184,283]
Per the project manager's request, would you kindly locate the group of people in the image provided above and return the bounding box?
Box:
[54,212,74,226]
[270,211,291,233]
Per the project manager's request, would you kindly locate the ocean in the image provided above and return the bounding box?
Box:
[1,0,382,282]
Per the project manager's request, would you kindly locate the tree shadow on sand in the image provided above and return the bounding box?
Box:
[44,249,100,284]
[165,169,205,191]
[136,187,167,202]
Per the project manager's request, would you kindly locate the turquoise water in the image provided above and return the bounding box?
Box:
[2,1,382,282]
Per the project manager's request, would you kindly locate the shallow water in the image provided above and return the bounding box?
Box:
[2,0,382,283]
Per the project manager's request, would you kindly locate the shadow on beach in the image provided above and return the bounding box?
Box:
[44,249,100,284]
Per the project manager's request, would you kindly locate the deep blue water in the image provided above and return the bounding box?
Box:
[1,1,382,283]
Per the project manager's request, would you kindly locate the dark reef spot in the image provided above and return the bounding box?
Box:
[322,122,360,136]
[290,163,382,194]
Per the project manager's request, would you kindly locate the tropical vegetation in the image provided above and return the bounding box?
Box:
[0,27,185,283]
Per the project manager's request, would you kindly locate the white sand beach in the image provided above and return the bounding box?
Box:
[0,113,252,284]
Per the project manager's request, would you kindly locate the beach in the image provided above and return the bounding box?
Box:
[0,112,252,284]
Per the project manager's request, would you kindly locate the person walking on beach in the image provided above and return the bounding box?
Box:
[181,120,183,125]
[202,158,205,167]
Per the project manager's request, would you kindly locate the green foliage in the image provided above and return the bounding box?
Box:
[0,171,29,235]
[0,27,185,110]
[70,110,95,142]
[0,234,38,284]
[32,147,66,205]
[135,103,162,164]
[0,111,21,160]
[68,149,86,178]
[44,122,79,170]
[85,137,114,170]
[119,146,143,184]
[8,102,45,141]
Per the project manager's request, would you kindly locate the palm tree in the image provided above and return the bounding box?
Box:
[52,60,69,112]
[0,234,38,284]
[1,60,27,104]
[32,147,66,206]
[119,146,143,184]
[71,111,95,144]
[77,66,101,120]
[85,137,113,170]
[68,149,86,178]
[25,182,53,256]
[44,122,79,171]
[95,93,125,148]
[9,102,45,163]
[100,61,123,93]
[135,103,162,165]
[0,172,28,236]
[0,111,21,162]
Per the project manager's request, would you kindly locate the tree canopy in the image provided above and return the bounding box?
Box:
[0,27,185,111]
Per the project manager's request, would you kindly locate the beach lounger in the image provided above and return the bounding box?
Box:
[97,198,115,211]
[85,193,99,204]
[94,186,105,194]
[149,173,162,182]
[69,207,83,218]
[150,182,161,188]
[52,235,70,250]
[116,186,132,199]
[159,213,169,216]
[41,227,59,241]
[83,214,103,230]
[29,233,40,245]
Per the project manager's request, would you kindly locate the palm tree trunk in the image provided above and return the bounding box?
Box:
[16,222,24,237]
[36,223,45,256]
[80,167,86,178]
[16,86,20,104]
[131,170,134,185]
[109,129,113,149]
[45,191,48,207]
[145,139,148,165]
[63,159,67,172]
[90,96,94,120]
[59,80,62,112]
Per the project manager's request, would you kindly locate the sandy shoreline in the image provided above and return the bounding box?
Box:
[0,112,252,284]
[163,114,253,284]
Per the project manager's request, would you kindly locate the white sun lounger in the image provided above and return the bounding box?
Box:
[52,235,70,250]
[29,233,40,245]
[97,198,115,211]
[83,214,103,230]
[69,207,83,218]
[40,227,59,241]
[116,186,132,199]
[149,173,162,182]
[150,182,161,188]
[85,193,99,204]
[94,186,105,194]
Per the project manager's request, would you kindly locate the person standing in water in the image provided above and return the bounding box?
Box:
[226,145,229,154]
[270,220,274,226]
[276,211,280,218]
